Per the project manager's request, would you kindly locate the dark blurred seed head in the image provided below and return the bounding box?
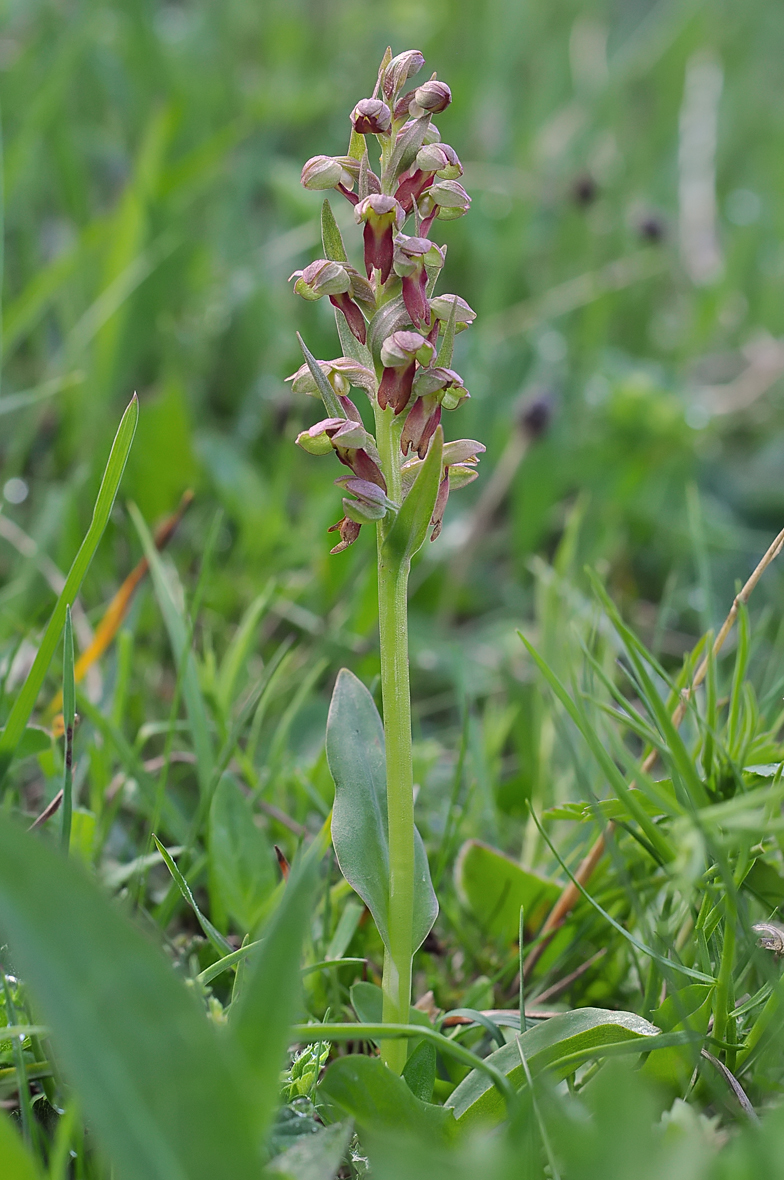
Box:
[571,172,599,207]
[518,389,556,440]
[637,212,667,244]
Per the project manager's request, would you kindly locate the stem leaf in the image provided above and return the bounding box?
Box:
[296,332,346,419]
[382,426,443,566]
[327,668,437,953]
[320,198,348,263]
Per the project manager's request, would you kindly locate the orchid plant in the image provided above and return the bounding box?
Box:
[288,47,482,1073]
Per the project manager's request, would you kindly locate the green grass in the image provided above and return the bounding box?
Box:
[4,0,784,1176]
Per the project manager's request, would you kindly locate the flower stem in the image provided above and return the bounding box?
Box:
[375,404,414,1074]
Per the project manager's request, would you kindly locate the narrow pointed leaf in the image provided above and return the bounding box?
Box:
[382,427,443,566]
[297,333,346,419]
[320,198,348,263]
[0,395,138,783]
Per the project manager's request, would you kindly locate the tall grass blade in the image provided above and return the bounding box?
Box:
[0,395,138,783]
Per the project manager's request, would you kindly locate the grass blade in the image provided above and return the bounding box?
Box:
[0,395,138,783]
[60,605,75,853]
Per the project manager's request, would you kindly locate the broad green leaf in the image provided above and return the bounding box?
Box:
[0,395,138,784]
[209,774,276,933]
[454,840,560,941]
[230,839,322,1139]
[642,984,713,1092]
[446,1007,661,1131]
[128,502,215,796]
[0,727,50,763]
[0,1110,43,1180]
[266,1120,353,1180]
[320,198,348,263]
[0,816,261,1180]
[327,669,437,953]
[319,1056,456,1143]
[745,860,784,907]
[402,1039,436,1102]
[297,332,346,419]
[382,427,444,566]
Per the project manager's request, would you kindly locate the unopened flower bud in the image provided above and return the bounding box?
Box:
[429,294,477,333]
[286,357,376,399]
[415,143,462,180]
[442,439,485,466]
[295,417,348,456]
[380,329,434,369]
[351,98,392,136]
[418,180,471,233]
[409,79,451,118]
[355,194,403,283]
[381,50,425,103]
[301,155,353,191]
[290,259,351,301]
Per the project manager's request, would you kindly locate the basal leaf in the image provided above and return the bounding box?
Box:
[454,840,561,941]
[266,1120,353,1180]
[446,1007,661,1131]
[319,1056,455,1143]
[0,817,261,1180]
[402,1039,437,1102]
[327,669,437,953]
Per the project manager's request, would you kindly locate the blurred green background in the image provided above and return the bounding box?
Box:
[3,0,784,838]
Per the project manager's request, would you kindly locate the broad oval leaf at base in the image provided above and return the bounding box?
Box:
[446,1007,661,1131]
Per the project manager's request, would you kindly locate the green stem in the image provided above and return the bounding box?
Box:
[375,403,414,1073]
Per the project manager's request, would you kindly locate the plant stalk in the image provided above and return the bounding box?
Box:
[376,403,414,1073]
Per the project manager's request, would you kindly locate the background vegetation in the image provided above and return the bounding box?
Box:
[4,0,784,1176]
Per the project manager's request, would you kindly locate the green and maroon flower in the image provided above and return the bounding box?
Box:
[378,330,434,413]
[355,195,404,283]
[392,236,443,329]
